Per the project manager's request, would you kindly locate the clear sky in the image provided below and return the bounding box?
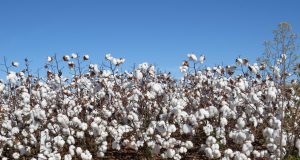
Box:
[0,0,299,77]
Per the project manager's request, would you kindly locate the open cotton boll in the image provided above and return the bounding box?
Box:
[296,139,300,156]
[204,147,214,159]
[166,148,176,158]
[67,136,75,145]
[80,123,88,131]
[71,53,78,59]
[76,147,83,156]
[267,143,277,152]
[12,61,19,67]
[236,118,246,129]
[236,58,243,65]
[12,152,20,159]
[233,152,248,160]
[213,149,221,159]
[199,54,205,64]
[196,108,209,120]
[7,72,17,84]
[185,141,194,149]
[182,124,193,134]
[187,53,197,62]
[224,149,234,158]
[208,106,219,118]
[53,136,65,148]
[150,83,164,95]
[263,127,274,138]
[242,141,253,156]
[168,124,177,133]
[203,123,214,136]
[0,82,4,92]
[179,65,188,73]
[252,150,261,158]
[220,117,228,127]
[135,70,143,80]
[206,136,217,146]
[81,150,92,160]
[64,154,72,160]
[57,114,69,128]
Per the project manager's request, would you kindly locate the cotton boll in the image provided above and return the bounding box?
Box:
[224,149,234,158]
[135,70,143,80]
[80,123,88,131]
[206,136,217,146]
[7,72,17,84]
[197,108,209,120]
[249,117,258,128]
[199,54,205,64]
[242,141,253,156]
[64,154,72,160]
[12,152,20,159]
[112,141,121,150]
[168,124,177,133]
[47,56,53,62]
[83,55,89,60]
[63,55,70,61]
[211,143,219,151]
[105,54,113,61]
[182,124,193,134]
[205,147,214,159]
[76,131,85,139]
[252,150,261,158]
[179,65,188,73]
[296,139,300,156]
[72,117,81,127]
[11,127,20,135]
[12,61,19,67]
[208,106,219,118]
[57,114,69,128]
[236,58,243,65]
[236,118,246,129]
[67,136,75,145]
[185,141,194,149]
[233,152,248,160]
[151,83,164,95]
[166,148,176,158]
[203,123,214,136]
[187,53,197,62]
[220,117,228,127]
[81,150,92,160]
[146,127,154,135]
[76,147,83,156]
[267,143,277,152]
[213,149,221,159]
[179,147,187,153]
[54,136,65,148]
[263,127,274,138]
[71,53,78,59]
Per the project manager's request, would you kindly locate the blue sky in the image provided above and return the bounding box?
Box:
[0,0,299,77]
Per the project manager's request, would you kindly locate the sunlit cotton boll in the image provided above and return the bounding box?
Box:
[7,72,17,84]
[166,148,176,158]
[187,53,197,61]
[12,61,19,67]
[12,152,20,159]
[182,124,193,134]
[81,150,92,160]
[199,54,205,64]
[71,53,78,59]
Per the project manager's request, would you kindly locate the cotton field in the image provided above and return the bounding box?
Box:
[0,53,299,160]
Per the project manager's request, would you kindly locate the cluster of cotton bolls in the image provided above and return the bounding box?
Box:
[0,53,299,159]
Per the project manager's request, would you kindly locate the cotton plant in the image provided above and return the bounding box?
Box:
[0,54,299,159]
